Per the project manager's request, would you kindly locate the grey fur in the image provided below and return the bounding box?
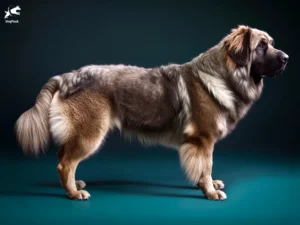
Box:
[15,76,62,154]
[51,63,189,148]
[15,26,289,201]
[54,41,262,141]
[16,27,267,152]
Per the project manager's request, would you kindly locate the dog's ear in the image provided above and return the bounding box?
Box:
[224,25,252,67]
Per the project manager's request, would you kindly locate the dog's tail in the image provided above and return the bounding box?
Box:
[15,76,62,155]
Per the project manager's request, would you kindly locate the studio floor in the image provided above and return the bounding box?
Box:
[0,146,299,225]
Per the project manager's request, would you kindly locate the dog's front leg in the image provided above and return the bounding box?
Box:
[179,137,227,200]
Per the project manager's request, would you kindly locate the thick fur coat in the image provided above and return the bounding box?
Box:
[15,25,288,200]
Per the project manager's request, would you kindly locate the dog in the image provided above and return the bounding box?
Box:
[15,25,288,201]
[4,6,21,19]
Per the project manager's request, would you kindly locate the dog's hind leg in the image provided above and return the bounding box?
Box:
[57,122,110,200]
[57,143,90,200]
[54,91,112,200]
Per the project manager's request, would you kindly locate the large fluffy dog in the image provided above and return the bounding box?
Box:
[16,25,288,201]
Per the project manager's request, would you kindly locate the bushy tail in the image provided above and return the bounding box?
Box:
[15,76,61,155]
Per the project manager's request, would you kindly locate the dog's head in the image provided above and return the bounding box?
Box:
[223,25,288,78]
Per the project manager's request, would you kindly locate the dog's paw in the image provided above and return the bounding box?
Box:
[68,190,91,200]
[206,190,227,201]
[76,180,86,190]
[213,180,225,190]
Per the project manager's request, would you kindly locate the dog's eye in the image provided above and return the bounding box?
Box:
[258,41,267,49]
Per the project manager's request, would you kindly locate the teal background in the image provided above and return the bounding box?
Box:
[1,0,299,225]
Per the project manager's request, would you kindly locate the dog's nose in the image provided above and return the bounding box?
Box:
[279,53,289,64]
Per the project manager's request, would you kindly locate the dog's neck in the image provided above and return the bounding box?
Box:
[187,45,264,113]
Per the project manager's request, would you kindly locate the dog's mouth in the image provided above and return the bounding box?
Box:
[269,66,287,78]
[278,65,287,74]
[251,59,288,79]
[257,64,287,78]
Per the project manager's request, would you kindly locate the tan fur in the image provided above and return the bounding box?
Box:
[179,26,273,200]
[250,28,273,50]
[212,180,225,190]
[225,54,237,72]
[15,26,281,201]
[179,75,228,200]
[225,25,250,54]
[49,92,74,145]
[55,90,112,199]
[183,123,196,136]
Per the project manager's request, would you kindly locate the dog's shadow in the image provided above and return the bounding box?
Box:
[0,190,66,199]
[37,180,207,199]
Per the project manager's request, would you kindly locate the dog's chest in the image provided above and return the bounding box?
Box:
[216,114,230,139]
[216,103,253,140]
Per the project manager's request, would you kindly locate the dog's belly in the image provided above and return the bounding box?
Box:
[110,84,185,148]
[125,128,184,149]
[113,99,185,148]
[116,101,179,132]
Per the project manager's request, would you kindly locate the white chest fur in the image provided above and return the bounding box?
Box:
[198,70,235,113]
[216,114,229,139]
